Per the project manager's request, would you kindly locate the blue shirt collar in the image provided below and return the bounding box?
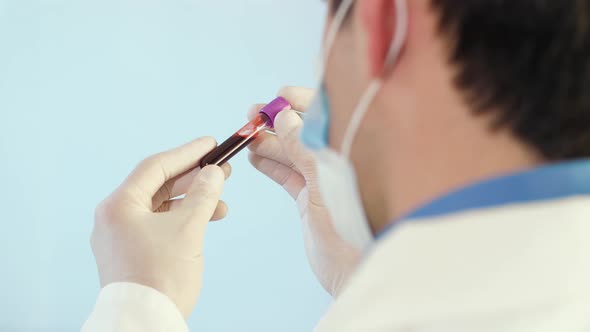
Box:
[378,159,590,238]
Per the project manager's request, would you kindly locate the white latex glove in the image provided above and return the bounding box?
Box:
[248,87,361,297]
[91,137,231,318]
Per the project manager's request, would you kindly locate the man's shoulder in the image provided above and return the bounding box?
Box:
[315,196,590,331]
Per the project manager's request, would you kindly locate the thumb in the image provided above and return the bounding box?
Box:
[274,110,317,178]
[181,166,226,224]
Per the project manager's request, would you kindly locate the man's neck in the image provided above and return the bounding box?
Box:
[363,115,544,235]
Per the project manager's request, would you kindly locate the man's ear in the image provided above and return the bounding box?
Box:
[358,0,397,78]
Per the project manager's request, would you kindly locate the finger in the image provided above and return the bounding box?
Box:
[152,162,232,210]
[156,199,228,221]
[249,152,306,200]
[210,200,228,221]
[121,137,217,208]
[247,104,266,121]
[248,133,298,171]
[273,110,317,177]
[221,162,232,180]
[154,198,183,213]
[180,165,226,223]
[277,86,315,112]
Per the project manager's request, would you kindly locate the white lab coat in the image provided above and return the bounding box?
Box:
[82,195,590,331]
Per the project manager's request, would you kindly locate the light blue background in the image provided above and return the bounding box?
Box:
[0,1,330,331]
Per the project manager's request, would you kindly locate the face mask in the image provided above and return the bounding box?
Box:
[301,0,408,251]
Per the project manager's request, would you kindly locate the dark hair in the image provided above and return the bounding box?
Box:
[332,0,590,160]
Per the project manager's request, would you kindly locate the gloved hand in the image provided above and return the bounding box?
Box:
[91,137,230,318]
[248,87,361,297]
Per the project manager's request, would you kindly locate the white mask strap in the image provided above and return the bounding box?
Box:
[340,0,409,157]
[319,0,355,80]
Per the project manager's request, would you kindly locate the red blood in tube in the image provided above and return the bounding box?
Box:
[199,113,271,168]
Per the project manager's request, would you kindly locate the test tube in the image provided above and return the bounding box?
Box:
[199,97,292,168]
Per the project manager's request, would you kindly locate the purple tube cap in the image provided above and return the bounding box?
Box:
[260,96,292,128]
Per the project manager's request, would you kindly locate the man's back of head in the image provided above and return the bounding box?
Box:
[325,0,590,229]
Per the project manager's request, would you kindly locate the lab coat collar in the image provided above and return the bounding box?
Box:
[378,159,590,239]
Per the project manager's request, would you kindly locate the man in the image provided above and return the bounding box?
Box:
[83,0,590,331]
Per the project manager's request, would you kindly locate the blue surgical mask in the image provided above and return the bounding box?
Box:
[300,0,409,251]
[301,85,330,150]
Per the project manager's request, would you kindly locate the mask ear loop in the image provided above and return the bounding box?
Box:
[340,0,409,157]
[317,0,355,82]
